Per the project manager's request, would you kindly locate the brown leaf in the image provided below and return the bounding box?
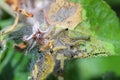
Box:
[5,0,33,17]
[47,0,82,29]
[5,0,19,11]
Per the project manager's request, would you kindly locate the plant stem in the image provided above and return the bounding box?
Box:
[0,1,15,17]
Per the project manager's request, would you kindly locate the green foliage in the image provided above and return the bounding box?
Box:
[0,41,30,80]
[80,56,120,80]
[69,0,120,54]
[105,0,120,6]
[64,0,120,80]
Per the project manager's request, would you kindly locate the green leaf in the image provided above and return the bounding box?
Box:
[80,56,120,80]
[0,41,30,80]
[64,0,120,80]
[69,0,120,54]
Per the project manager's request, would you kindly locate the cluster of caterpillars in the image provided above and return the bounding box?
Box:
[28,27,91,80]
[28,26,108,80]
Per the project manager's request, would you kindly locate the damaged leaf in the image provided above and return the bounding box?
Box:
[47,0,82,29]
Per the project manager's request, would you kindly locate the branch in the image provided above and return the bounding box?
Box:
[0,1,15,17]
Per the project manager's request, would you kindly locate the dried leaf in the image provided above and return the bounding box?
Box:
[5,0,33,17]
[5,0,19,10]
[47,0,82,29]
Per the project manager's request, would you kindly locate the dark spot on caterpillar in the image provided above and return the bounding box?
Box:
[65,28,68,31]
[57,68,64,74]
[38,50,41,53]
[71,54,74,58]
[70,45,74,49]
[42,70,45,73]
[38,48,41,53]
[50,49,53,53]
[33,36,37,40]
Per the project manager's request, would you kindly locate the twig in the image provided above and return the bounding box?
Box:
[0,1,15,17]
[1,13,19,35]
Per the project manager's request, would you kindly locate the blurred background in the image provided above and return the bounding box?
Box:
[0,0,120,80]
